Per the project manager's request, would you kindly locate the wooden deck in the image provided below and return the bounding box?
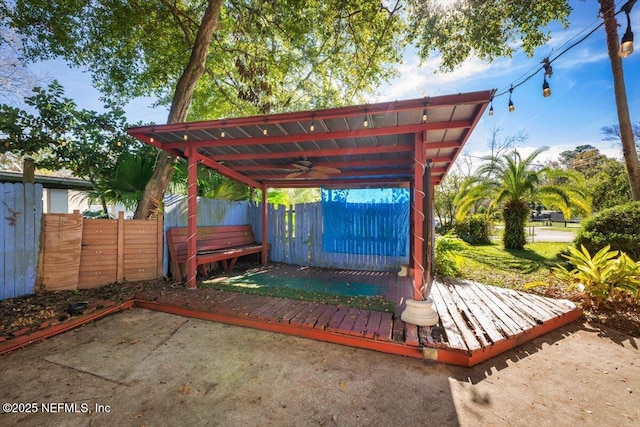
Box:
[133,265,582,366]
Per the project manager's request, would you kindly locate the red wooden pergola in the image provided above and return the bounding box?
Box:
[128,90,494,300]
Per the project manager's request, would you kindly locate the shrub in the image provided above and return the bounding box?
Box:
[575,201,640,260]
[455,214,491,244]
[435,233,467,277]
[525,245,640,308]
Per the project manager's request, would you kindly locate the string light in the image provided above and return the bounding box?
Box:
[508,87,515,112]
[220,130,225,138]
[488,1,632,117]
[310,114,315,132]
[619,0,635,57]
[263,128,268,136]
[542,57,552,97]
[183,134,188,140]
[149,137,154,143]
[363,109,369,128]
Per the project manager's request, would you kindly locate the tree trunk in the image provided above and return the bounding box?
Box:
[600,0,640,201]
[134,0,224,219]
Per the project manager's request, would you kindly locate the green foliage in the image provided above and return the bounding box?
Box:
[435,233,467,277]
[457,242,568,289]
[502,200,529,249]
[456,147,589,250]
[88,153,156,211]
[4,0,405,118]
[575,202,640,260]
[454,214,491,244]
[0,81,158,212]
[587,159,632,211]
[406,0,571,72]
[527,245,640,308]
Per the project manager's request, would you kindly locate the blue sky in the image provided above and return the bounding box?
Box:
[28,0,639,168]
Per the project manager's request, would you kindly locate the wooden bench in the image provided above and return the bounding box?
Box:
[166,225,269,281]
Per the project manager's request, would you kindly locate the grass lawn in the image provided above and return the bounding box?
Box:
[457,242,570,290]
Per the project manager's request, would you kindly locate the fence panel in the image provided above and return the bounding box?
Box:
[0,183,43,300]
[38,212,163,290]
[250,201,409,271]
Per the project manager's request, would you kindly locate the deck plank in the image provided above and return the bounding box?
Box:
[280,301,312,324]
[404,323,420,347]
[257,298,293,321]
[327,308,351,333]
[290,302,320,327]
[336,308,361,335]
[478,284,539,329]
[498,289,557,322]
[302,304,333,328]
[460,280,531,335]
[364,311,382,339]
[446,280,506,345]
[247,297,281,319]
[441,281,492,348]
[435,281,483,350]
[391,318,404,343]
[350,310,370,337]
[376,312,394,342]
[430,282,468,351]
[315,305,341,330]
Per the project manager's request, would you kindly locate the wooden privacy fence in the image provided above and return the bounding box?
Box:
[260,202,409,271]
[1,183,43,300]
[38,211,163,290]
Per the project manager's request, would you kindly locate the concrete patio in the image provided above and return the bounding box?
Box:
[0,308,638,426]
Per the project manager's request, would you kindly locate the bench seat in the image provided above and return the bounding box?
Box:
[166,225,269,281]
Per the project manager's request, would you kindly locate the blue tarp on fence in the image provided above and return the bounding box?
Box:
[321,188,409,257]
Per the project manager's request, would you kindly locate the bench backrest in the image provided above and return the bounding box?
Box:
[166,225,256,259]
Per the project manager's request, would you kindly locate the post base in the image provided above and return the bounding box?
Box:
[400,298,439,326]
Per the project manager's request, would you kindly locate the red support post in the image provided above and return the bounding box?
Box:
[260,184,268,266]
[412,132,426,300]
[186,147,199,289]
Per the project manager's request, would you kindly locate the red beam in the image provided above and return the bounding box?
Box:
[251,168,427,181]
[234,157,451,172]
[195,152,261,188]
[127,91,493,135]
[264,177,413,188]
[159,120,472,150]
[208,144,414,162]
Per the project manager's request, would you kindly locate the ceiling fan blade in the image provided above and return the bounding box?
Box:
[307,170,330,179]
[291,163,311,171]
[313,166,341,175]
[286,171,305,178]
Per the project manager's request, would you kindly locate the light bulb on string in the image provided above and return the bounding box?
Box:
[220,130,225,138]
[542,77,551,97]
[542,57,553,98]
[619,4,635,57]
[508,87,515,112]
[488,98,494,116]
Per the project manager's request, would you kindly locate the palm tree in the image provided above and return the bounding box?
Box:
[455,147,589,250]
[87,153,156,214]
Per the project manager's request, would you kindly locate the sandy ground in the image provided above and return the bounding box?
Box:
[0,308,638,427]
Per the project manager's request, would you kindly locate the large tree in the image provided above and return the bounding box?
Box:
[2,0,404,218]
[406,0,640,201]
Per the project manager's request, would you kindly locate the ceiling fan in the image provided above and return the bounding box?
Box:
[285,159,341,179]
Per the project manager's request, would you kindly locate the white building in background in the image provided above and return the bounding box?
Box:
[0,171,135,218]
